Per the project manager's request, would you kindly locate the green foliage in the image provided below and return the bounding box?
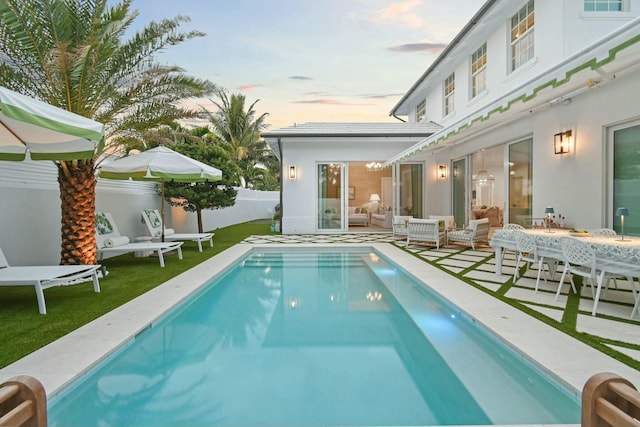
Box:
[207,90,279,190]
[0,0,217,157]
[163,141,241,214]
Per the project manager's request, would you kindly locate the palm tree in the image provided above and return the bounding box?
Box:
[0,0,217,264]
[207,90,270,187]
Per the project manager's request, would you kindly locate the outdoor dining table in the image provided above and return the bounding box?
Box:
[490,228,640,318]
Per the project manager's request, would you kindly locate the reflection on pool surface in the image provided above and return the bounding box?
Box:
[49,247,580,426]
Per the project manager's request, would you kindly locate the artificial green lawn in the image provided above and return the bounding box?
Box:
[0,220,271,369]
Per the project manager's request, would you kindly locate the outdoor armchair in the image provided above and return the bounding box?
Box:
[392,215,413,240]
[406,218,446,249]
[446,218,490,250]
[141,209,214,252]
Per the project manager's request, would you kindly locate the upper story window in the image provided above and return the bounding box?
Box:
[584,0,623,11]
[510,1,535,72]
[416,99,426,122]
[471,43,487,98]
[443,73,455,116]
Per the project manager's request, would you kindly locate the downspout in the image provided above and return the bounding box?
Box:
[278,138,283,232]
[392,113,406,122]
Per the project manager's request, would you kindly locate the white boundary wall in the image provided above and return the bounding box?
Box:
[0,161,278,265]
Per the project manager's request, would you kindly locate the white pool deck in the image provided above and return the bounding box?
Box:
[1,239,639,427]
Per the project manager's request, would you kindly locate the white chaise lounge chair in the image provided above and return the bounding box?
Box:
[141,209,214,252]
[96,212,184,267]
[0,247,101,314]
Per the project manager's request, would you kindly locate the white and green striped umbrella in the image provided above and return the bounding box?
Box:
[98,146,222,241]
[0,86,104,161]
[97,146,222,182]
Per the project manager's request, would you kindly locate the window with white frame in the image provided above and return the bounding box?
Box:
[443,73,455,116]
[510,1,535,72]
[471,43,487,98]
[584,0,623,11]
[416,99,426,122]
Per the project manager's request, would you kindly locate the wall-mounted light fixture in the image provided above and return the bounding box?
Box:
[438,164,448,179]
[554,130,572,154]
[288,165,297,180]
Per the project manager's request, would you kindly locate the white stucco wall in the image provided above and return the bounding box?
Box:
[0,161,278,265]
[408,1,640,126]
[280,137,421,234]
[425,66,640,230]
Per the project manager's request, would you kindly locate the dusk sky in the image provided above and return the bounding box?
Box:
[131,0,485,130]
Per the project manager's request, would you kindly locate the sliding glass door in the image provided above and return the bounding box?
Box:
[317,163,346,231]
[452,158,467,228]
[507,139,532,227]
[610,123,640,235]
[397,163,423,218]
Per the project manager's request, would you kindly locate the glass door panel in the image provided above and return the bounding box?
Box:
[398,164,423,218]
[612,124,640,235]
[508,139,532,227]
[318,163,345,231]
[452,158,467,228]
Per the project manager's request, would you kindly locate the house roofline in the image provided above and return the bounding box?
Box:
[389,0,498,118]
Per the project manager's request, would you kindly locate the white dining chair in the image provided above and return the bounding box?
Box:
[512,231,548,292]
[557,237,619,316]
[503,223,525,230]
[589,228,617,237]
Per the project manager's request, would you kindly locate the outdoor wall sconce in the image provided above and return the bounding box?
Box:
[554,130,572,154]
[615,207,629,241]
[288,165,297,180]
[438,164,448,179]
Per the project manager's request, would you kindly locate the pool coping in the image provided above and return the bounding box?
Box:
[1,242,638,427]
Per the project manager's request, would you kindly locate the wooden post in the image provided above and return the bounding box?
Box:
[582,372,640,427]
[0,375,47,427]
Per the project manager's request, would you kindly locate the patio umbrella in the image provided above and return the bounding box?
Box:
[0,86,104,161]
[97,146,223,241]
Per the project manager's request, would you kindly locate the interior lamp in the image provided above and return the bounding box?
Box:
[369,193,380,210]
[615,207,629,241]
[288,165,297,180]
[544,206,555,233]
[554,130,572,154]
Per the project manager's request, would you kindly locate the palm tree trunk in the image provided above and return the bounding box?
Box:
[197,208,204,233]
[57,159,97,265]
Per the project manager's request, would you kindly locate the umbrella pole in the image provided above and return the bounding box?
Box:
[161,178,165,242]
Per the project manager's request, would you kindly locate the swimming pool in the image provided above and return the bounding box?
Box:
[48,247,580,426]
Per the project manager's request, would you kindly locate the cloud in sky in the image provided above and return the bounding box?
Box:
[293,98,372,106]
[388,42,447,53]
[361,93,406,100]
[374,0,424,28]
[236,84,263,92]
[289,76,313,81]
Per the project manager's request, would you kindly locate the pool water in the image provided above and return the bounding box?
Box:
[49,248,580,426]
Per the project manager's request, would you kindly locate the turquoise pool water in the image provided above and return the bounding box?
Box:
[49,247,580,426]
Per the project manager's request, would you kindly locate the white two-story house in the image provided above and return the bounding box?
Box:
[264,0,640,235]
